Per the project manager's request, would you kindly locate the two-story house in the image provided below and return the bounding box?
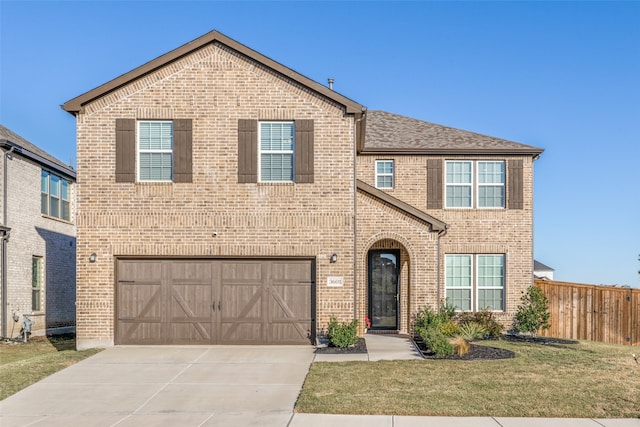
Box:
[1,125,76,339]
[62,31,542,349]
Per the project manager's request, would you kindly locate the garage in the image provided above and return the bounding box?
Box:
[115,259,315,345]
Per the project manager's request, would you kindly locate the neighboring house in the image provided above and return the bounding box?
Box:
[0,125,76,339]
[534,260,555,280]
[62,30,543,349]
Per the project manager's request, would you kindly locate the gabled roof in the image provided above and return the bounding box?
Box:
[361,110,544,155]
[61,30,364,116]
[357,180,447,232]
[0,125,75,180]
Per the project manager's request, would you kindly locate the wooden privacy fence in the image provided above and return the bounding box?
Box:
[535,279,639,346]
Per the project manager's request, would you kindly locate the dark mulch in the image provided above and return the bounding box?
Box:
[502,333,579,345]
[413,339,515,360]
[315,338,367,354]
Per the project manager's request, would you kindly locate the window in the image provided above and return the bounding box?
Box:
[41,171,71,221]
[138,121,173,181]
[445,161,505,208]
[259,122,294,182]
[445,254,505,311]
[32,257,42,311]
[375,160,394,189]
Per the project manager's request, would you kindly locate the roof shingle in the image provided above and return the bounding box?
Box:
[363,110,543,155]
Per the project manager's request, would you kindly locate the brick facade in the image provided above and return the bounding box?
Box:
[65,32,541,347]
[357,154,535,329]
[0,134,76,338]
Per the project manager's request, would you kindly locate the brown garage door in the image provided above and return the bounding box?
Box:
[116,259,315,345]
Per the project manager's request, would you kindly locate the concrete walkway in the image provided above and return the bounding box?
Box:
[314,333,423,362]
[1,335,638,426]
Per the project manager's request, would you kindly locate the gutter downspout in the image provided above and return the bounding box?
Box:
[436,224,449,312]
[1,146,15,338]
[353,110,366,322]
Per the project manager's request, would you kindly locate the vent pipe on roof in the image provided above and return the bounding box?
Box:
[328,78,334,90]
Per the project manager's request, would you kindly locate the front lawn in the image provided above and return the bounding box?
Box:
[0,334,101,400]
[296,339,639,418]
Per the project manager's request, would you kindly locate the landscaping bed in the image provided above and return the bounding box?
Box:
[413,337,515,360]
[315,337,367,354]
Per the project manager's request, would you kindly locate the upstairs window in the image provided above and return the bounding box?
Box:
[478,161,505,208]
[259,122,294,182]
[375,160,394,189]
[41,171,71,221]
[445,161,505,208]
[138,121,173,181]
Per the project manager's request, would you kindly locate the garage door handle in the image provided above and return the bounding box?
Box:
[218,301,222,311]
[211,303,216,311]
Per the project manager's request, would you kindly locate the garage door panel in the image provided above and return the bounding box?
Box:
[222,261,263,282]
[170,322,212,343]
[269,323,310,344]
[168,262,215,343]
[221,284,263,319]
[221,322,265,344]
[116,261,164,344]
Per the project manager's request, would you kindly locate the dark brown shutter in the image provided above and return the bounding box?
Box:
[173,119,192,183]
[115,118,135,183]
[427,159,443,209]
[507,159,524,209]
[295,119,314,183]
[238,119,258,183]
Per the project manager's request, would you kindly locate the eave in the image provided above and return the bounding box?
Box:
[0,140,76,180]
[359,147,545,156]
[356,180,447,232]
[61,30,364,116]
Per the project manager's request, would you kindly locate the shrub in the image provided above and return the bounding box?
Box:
[440,320,462,337]
[458,322,486,340]
[439,298,457,323]
[514,285,551,336]
[451,336,470,356]
[421,327,454,358]
[471,309,504,338]
[326,316,358,348]
[413,305,441,336]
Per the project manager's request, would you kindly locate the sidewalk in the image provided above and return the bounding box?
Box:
[289,414,639,426]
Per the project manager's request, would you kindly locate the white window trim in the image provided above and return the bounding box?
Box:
[445,161,473,209]
[258,121,295,183]
[445,254,505,312]
[137,120,173,182]
[375,160,394,189]
[445,254,473,311]
[477,161,505,209]
[445,160,505,209]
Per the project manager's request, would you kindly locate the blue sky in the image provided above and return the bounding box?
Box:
[1,1,639,287]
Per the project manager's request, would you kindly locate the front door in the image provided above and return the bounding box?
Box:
[368,250,399,330]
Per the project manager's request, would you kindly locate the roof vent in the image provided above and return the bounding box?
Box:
[328,78,334,90]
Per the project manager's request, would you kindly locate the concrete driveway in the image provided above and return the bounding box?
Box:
[0,345,315,427]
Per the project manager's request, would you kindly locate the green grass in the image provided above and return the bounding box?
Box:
[296,339,640,418]
[0,334,102,400]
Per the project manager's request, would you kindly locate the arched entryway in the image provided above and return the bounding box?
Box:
[368,249,400,330]
[363,238,413,334]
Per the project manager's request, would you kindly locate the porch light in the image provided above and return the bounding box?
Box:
[89,253,97,263]
[330,253,338,263]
